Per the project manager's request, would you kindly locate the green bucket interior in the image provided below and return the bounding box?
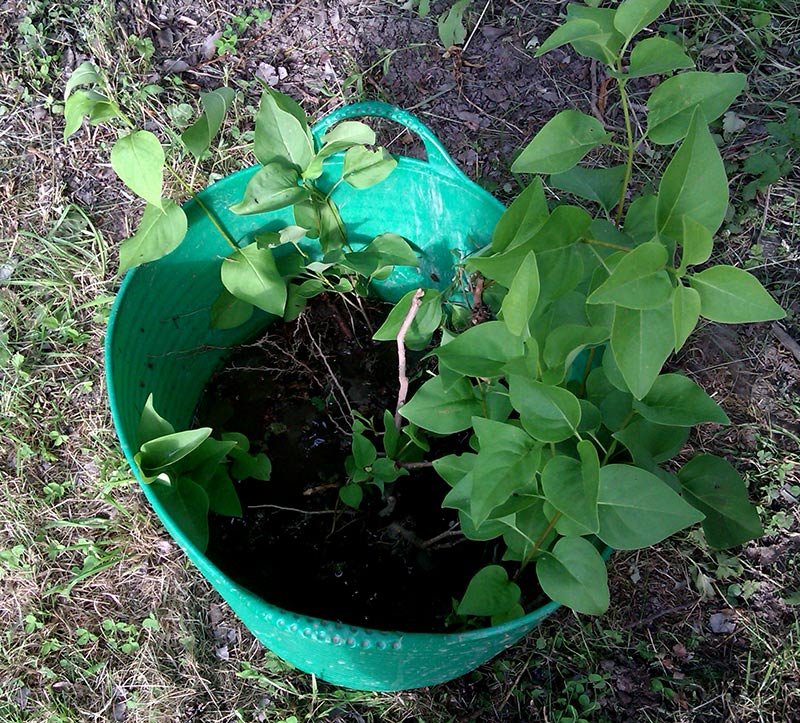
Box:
[106,103,562,690]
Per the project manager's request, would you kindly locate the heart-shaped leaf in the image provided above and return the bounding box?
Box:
[119,199,187,273]
[111,130,165,208]
[536,537,610,615]
[513,111,609,175]
[220,244,287,316]
[457,565,522,617]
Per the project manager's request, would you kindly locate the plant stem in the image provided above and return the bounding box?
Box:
[601,408,636,464]
[476,379,489,418]
[394,288,425,430]
[516,511,562,579]
[615,79,635,226]
[165,165,239,251]
[325,177,344,201]
[578,346,596,397]
[397,460,434,470]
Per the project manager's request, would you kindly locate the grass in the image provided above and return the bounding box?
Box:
[1,0,799,720]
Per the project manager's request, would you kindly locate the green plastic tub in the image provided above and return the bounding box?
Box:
[106,102,563,690]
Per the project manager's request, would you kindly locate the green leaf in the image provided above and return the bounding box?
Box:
[468,246,531,288]
[587,241,673,309]
[162,477,210,551]
[627,37,694,78]
[321,120,376,148]
[436,321,524,378]
[339,484,364,509]
[399,376,482,434]
[647,72,747,145]
[229,163,307,215]
[672,284,701,351]
[597,464,704,549]
[600,344,629,392]
[624,194,657,245]
[438,0,471,47]
[610,301,674,399]
[118,199,187,273]
[633,373,730,426]
[509,376,582,443]
[483,380,513,422]
[65,61,101,97]
[372,289,443,351]
[530,205,593,252]
[230,449,272,481]
[470,418,541,524]
[613,417,689,466]
[210,288,254,330]
[305,122,377,180]
[614,0,671,41]
[205,468,243,518]
[181,87,235,159]
[678,454,763,549]
[137,394,174,447]
[491,605,525,625]
[371,457,407,484]
[434,452,477,487]
[457,565,521,617]
[535,18,604,56]
[317,196,347,254]
[657,110,729,240]
[342,146,397,189]
[501,500,555,559]
[565,4,625,64]
[536,537,610,615]
[541,445,600,534]
[352,433,377,470]
[512,110,609,175]
[254,90,313,171]
[689,266,785,323]
[341,233,419,277]
[549,165,626,213]
[500,252,540,337]
[111,130,165,208]
[138,428,212,473]
[490,177,549,253]
[542,325,609,383]
[89,100,122,124]
[679,216,714,269]
[221,431,250,453]
[382,410,401,458]
[63,89,108,140]
[220,244,287,316]
[537,245,586,301]
[176,437,237,483]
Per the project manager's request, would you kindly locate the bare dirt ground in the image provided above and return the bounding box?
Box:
[1,0,799,721]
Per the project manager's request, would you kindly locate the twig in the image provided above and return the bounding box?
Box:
[395,288,425,430]
[471,274,485,309]
[397,460,434,470]
[300,315,352,431]
[248,504,348,515]
[462,0,492,54]
[771,323,800,364]
[303,482,340,496]
[421,527,464,549]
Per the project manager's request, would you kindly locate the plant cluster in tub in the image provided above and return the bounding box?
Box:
[66,0,784,689]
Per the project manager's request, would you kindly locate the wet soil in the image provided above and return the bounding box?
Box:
[195,294,505,632]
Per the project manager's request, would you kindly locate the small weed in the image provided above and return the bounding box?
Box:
[215,9,273,56]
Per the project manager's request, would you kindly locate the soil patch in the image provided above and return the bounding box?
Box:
[194,293,513,632]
